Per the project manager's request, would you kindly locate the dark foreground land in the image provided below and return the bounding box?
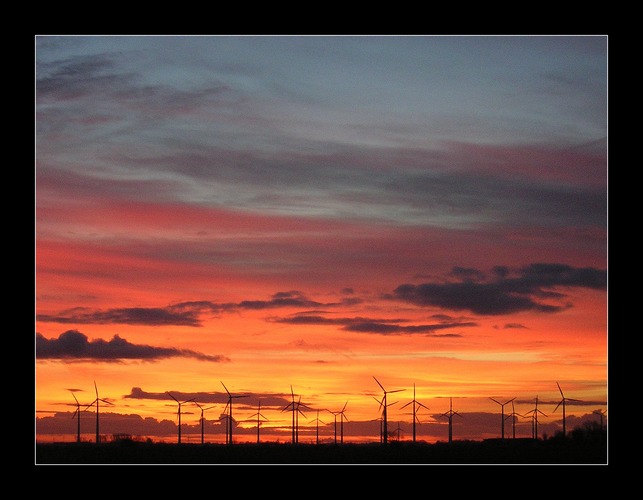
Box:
[36,436,607,465]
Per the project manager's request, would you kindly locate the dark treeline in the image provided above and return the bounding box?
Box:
[36,424,606,464]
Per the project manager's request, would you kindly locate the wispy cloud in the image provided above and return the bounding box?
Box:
[35,330,229,362]
[272,314,474,336]
[36,291,361,327]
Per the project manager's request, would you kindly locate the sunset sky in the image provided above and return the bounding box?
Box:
[35,34,608,445]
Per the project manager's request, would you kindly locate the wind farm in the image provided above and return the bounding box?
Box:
[36,376,607,464]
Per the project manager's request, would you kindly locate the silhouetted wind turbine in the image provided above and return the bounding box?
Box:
[84,381,114,443]
[439,397,462,443]
[393,421,404,441]
[328,402,349,444]
[246,399,269,444]
[310,408,326,445]
[167,392,195,444]
[373,376,404,444]
[282,386,309,444]
[327,408,340,444]
[68,391,86,443]
[193,401,216,445]
[336,401,349,444]
[221,381,248,445]
[400,383,429,442]
[553,381,582,438]
[523,396,547,440]
[490,396,516,441]
[504,400,525,439]
[593,409,607,430]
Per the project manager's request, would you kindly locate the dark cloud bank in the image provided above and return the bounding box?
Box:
[389,263,606,315]
[36,330,228,362]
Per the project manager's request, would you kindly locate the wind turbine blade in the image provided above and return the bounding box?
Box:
[553,400,562,413]
[94,381,98,397]
[388,389,405,394]
[556,381,564,398]
[167,391,179,403]
[342,401,348,412]
[418,402,430,410]
[373,376,385,391]
[489,397,501,405]
[221,381,230,395]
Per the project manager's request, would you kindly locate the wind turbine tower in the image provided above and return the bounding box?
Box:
[490,396,516,441]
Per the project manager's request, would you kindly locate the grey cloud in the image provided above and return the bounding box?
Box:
[37,307,203,327]
[37,292,362,327]
[272,314,475,336]
[391,263,606,315]
[35,330,229,362]
[124,387,291,408]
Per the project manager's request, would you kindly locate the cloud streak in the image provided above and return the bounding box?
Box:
[36,291,361,327]
[272,314,475,336]
[35,330,229,362]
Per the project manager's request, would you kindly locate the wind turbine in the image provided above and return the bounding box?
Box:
[439,397,462,444]
[490,396,516,441]
[523,396,547,440]
[245,399,269,444]
[393,421,404,441]
[193,401,216,445]
[84,381,114,444]
[553,381,582,438]
[327,407,340,444]
[504,400,525,439]
[593,409,607,430]
[221,381,248,445]
[328,402,349,444]
[373,376,404,444]
[336,401,349,444]
[167,392,195,444]
[310,408,326,445]
[68,390,86,443]
[400,383,429,443]
[282,385,309,444]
